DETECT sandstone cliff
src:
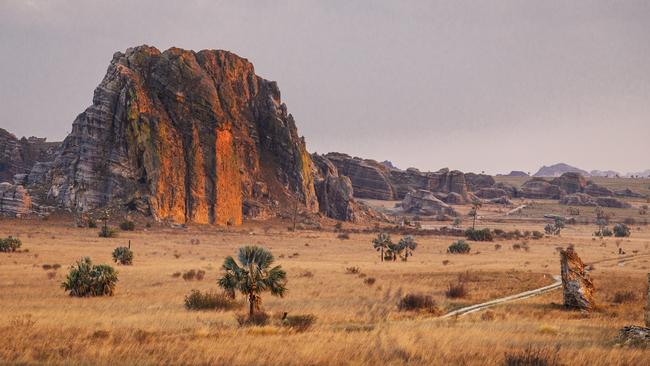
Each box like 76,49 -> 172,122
0,128 -> 60,183
45,46 -> 321,225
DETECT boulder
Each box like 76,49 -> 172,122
402,189 -> 458,217
444,192 -> 465,205
617,326 -> 650,347
596,197 -> 631,209
492,182 -> 519,197
614,188 -> 646,199
551,172 -> 587,194
560,247 -> 595,311
465,173 -> 496,191
583,183 -> 614,197
0,183 -> 32,217
474,187 -> 509,199
520,178 -> 565,199
488,196 -> 513,205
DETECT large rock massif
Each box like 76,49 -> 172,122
0,129 -> 60,183
2,46 -> 369,224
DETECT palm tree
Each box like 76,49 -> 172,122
398,235 -> 417,261
372,233 -> 392,262
469,199 -> 482,230
387,241 -> 401,261
218,246 -> 287,317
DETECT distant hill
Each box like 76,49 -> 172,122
533,163 -> 589,177
625,169 -> 650,178
497,171 -> 529,177
590,170 -> 620,178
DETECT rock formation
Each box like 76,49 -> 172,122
520,178 -> 564,199
583,183 -> 614,197
0,183 -> 32,217
560,193 -> 597,206
615,188 -> 647,199
0,129 -> 60,183
474,187 -> 510,199
551,172 -> 587,194
311,154 -> 356,221
401,189 -> 458,217
42,46 -> 325,225
464,173 -> 495,191
560,247 -> 595,311
324,153 -> 395,200
533,163 -> 589,177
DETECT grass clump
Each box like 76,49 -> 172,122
61,257 -> 118,297
119,221 -> 135,231
465,228 -> 494,241
448,240 -> 471,254
613,223 -> 630,237
98,226 -> 118,238
398,293 -> 438,312
184,290 -> 242,311
445,281 -> 467,298
182,269 -> 205,281
504,346 -> 560,366
612,290 -> 637,304
280,313 -> 317,332
0,236 -> 21,252
87,219 -> 97,228
345,266 -> 361,274
112,246 -> 133,265
235,311 -> 270,327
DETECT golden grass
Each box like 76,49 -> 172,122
1,209 -> 649,365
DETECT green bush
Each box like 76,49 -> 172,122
0,236 -> 22,252
184,290 -> 242,311
61,257 -> 118,297
119,221 -> 135,231
464,228 -> 493,242
98,226 -> 118,238
613,223 -> 631,237
448,240 -> 471,254
112,247 -> 133,265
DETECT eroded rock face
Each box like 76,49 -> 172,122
584,183 -> 614,197
46,46 -> 318,225
560,247 -> 595,311
615,189 -> 647,199
0,183 -> 32,217
551,172 -> 587,194
312,154 -> 356,221
465,173 -> 495,191
560,193 -> 597,206
474,187 -> 509,199
324,153 -> 395,200
0,129 -> 60,183
596,197 -> 631,209
401,189 -> 458,217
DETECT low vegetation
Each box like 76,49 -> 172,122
119,220 -> 135,231
398,293 -> 438,312
544,217 -> 565,236
184,290 -> 242,311
0,236 -> 21,252
445,281 -> 467,298
61,257 -> 118,297
112,246 -> 133,265
613,223 -> 631,237
98,226 -> 118,238
465,228 -> 493,241
448,240 -> 471,254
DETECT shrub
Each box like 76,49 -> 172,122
595,227 -> 613,237
363,277 -> 376,286
98,226 -> 118,238
494,244 -> 502,250
398,293 -> 437,312
445,282 -> 467,298
112,247 -> 133,265
612,290 -> 637,304
0,236 -> 22,252
87,219 -> 97,228
182,269 -> 205,281
280,314 -> 316,332
345,266 -> 361,274
184,290 -> 242,311
61,257 -> 118,297
448,240 -> 471,254
119,221 -> 135,231
504,346 -> 560,366
613,223 -> 631,237
465,228 -> 493,242
337,233 -> 350,240
236,311 -> 270,327
531,231 -> 544,240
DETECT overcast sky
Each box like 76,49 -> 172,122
1,0 -> 649,175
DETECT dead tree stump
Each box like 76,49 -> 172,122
560,247 -> 595,311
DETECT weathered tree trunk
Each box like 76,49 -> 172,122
249,293 -> 255,317
560,247 -> 595,311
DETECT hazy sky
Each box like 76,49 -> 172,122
1,0 -> 649,174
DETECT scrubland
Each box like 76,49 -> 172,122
1,193 -> 650,365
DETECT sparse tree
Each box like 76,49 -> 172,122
469,199 -> 482,230
398,235 -> 417,261
372,233 -> 393,262
218,246 -> 287,317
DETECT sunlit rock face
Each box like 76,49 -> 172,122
47,45 -> 318,225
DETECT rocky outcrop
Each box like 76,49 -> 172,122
44,46 -> 321,225
615,188 -> 647,199
401,189 -> 457,217
312,154 -> 356,221
474,187 -> 509,199
617,326 -> 650,346
551,172 -> 587,194
520,178 -> 564,199
560,247 -> 595,311
596,197 -> 631,209
493,182 -> 519,197
0,129 -> 60,183
324,153 -> 395,200
488,196 -> 513,205
465,173 -> 495,191
560,193 -> 597,206
583,183 -> 614,197
497,170 -> 529,177
0,183 -> 32,217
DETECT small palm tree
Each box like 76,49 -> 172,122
387,241 -> 401,261
469,199 -> 482,229
398,235 -> 417,261
372,233 -> 392,262
218,246 -> 287,317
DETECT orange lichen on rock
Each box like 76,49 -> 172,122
214,127 -> 242,225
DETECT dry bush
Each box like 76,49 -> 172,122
345,266 -> 361,274
119,221 -> 135,231
337,233 -> 350,240
0,237 -> 22,252
442,260 -> 450,265
398,293 -> 437,312
236,311 -> 270,327
182,269 -> 205,281
504,346 -> 560,366
280,313 -> 316,332
183,290 -> 242,311
98,226 -> 118,238
445,281 -> 467,299
612,290 -> 637,304
171,272 -> 181,278
363,277 -> 376,286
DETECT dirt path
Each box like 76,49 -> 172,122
438,252 -> 650,319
